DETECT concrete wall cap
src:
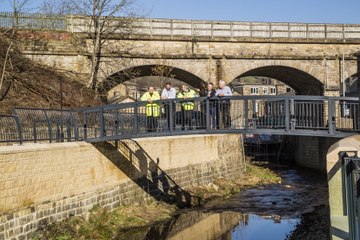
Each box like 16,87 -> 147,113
326,135 -> 360,171
0,142 -> 89,154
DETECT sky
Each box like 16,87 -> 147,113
1,0 -> 359,24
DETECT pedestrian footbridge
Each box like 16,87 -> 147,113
1,95 -> 359,144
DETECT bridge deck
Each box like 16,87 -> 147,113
0,95 -> 359,144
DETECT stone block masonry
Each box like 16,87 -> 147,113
0,134 -> 244,239
292,136 -> 339,172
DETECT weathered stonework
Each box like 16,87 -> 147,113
0,134 -> 244,240
19,31 -> 360,96
286,136 -> 338,172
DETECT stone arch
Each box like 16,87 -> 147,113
344,73 -> 360,96
98,64 -> 207,95
230,65 -> 324,95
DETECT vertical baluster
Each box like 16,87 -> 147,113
285,98 -> 290,132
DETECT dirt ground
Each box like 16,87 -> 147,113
287,204 -> 330,240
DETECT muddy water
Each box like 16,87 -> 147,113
116,165 -> 329,240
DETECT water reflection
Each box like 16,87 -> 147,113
117,210 -> 299,240
232,214 -> 299,240
116,167 -> 326,240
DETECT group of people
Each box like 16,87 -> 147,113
140,80 -> 233,132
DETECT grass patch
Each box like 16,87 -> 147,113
189,161 -> 281,203
245,162 -> 282,184
33,202 -> 177,240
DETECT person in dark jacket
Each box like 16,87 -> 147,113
202,83 -> 218,129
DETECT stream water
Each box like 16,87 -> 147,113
116,165 -> 329,240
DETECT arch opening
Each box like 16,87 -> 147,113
231,66 -> 324,95
98,65 -> 206,102
344,73 -> 359,97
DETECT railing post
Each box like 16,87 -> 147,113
100,108 -> 105,138
285,97 -> 290,132
114,111 -> 119,138
324,24 -> 327,39
169,101 -> 174,134
56,124 -> 60,142
69,111 -> 79,141
328,99 -> 335,135
345,159 -> 357,240
66,119 -> 71,142
288,22 -> 290,38
206,98 -> 210,132
150,19 -> 153,38
340,152 -> 349,216
356,172 -> 360,240
244,100 -> 249,130
14,115 -> 23,145
134,103 -> 139,136
290,99 -> 296,130
250,22 -> 253,38
83,112 -> 87,141
306,23 -> 309,40
252,99 -> 257,129
33,122 -> 37,143
43,110 -> 52,143
170,19 -> 174,39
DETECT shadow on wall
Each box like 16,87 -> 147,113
92,140 -> 200,208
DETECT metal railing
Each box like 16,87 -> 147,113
0,108 -> 81,144
0,12 -> 67,30
1,12 -> 360,41
0,95 -> 359,144
341,155 -> 360,240
0,115 -> 22,144
80,95 -> 360,142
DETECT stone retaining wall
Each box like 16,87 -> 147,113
0,134 -> 244,239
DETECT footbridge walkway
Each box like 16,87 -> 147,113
0,95 -> 359,144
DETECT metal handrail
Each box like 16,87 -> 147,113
341,156 -> 360,240
0,95 -> 359,144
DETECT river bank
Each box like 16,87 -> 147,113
32,162 -> 280,239
33,162 -> 330,240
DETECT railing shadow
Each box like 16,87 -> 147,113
92,140 -> 200,208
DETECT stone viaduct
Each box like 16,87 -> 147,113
12,16 -> 360,96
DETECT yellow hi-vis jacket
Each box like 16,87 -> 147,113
177,89 -> 196,111
140,92 -> 160,117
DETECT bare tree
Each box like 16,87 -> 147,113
0,0 -> 32,98
39,0 -> 69,16
8,0 -> 32,26
40,0 -> 138,93
151,61 -> 176,86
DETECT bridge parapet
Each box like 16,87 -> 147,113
1,12 -> 360,41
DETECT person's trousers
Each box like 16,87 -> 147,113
219,102 -> 231,128
181,109 -> 193,130
146,116 -> 158,132
209,104 -> 218,129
